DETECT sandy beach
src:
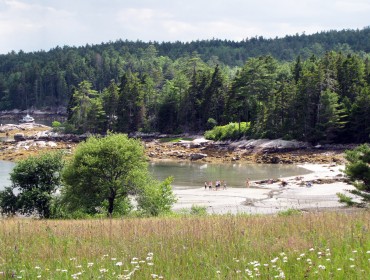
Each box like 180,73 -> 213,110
173,163 -> 356,214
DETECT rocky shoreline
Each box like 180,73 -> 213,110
0,123 -> 352,164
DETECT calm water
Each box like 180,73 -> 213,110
0,116 -> 65,127
0,160 -> 15,190
0,160 -> 311,191
148,161 -> 311,189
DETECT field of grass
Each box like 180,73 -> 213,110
1,211 -> 369,279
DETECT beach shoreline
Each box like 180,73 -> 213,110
172,163 -> 356,214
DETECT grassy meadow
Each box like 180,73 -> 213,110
0,211 -> 369,279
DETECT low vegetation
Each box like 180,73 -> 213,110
338,143 -> 370,208
0,212 -> 369,279
204,122 -> 250,140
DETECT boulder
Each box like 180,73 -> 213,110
189,153 -> 207,160
14,133 -> 26,141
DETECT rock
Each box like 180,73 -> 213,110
14,133 -> 26,141
189,153 -> 207,160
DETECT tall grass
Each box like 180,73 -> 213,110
0,211 -> 369,279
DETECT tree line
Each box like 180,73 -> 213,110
0,28 -> 370,143
65,51 -> 370,143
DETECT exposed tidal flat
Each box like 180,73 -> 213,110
0,212 -> 369,279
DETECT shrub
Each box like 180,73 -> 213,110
190,205 -> 208,216
277,208 -> 302,216
204,122 -> 250,141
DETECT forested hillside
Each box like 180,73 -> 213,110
0,27 -> 370,143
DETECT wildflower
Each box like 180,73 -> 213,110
264,264 -> 269,267
318,265 -> 326,270
75,265 -> 82,268
151,274 -> 158,278
139,260 -> 145,264
37,276 -> 41,279
349,258 -> 354,261
116,262 -> 123,266
296,258 -> 301,261
216,271 -> 220,274
87,263 -> 94,267
61,270 -> 68,273
317,252 -> 322,255
280,252 -> 286,256
99,268 -> 108,273
111,258 -> 117,261
271,257 -> 279,263
131,261 -> 138,264
70,257 -> 77,261
147,252 -> 154,256
236,270 -> 241,273
132,257 -> 138,261
309,248 -> 315,252
300,253 -> 305,257
350,265 -> 355,268
366,251 -> 370,254
283,256 -> 288,263
147,263 -> 154,266
337,268 -> 342,271
34,266 -> 41,269
278,271 -> 285,279
352,250 -> 357,253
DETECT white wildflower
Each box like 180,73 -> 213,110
318,265 -> 325,270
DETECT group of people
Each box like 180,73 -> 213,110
204,180 -> 227,190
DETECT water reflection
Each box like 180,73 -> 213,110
148,160 -> 311,189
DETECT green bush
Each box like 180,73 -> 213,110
51,121 -> 61,128
190,205 -> 208,216
204,122 -> 250,140
277,208 -> 302,216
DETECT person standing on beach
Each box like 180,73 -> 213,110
204,181 -> 208,190
245,178 -> 250,188
223,180 -> 227,190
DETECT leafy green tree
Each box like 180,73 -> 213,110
61,134 -> 175,216
0,152 -> 64,218
136,177 -> 177,216
340,144 -> 370,207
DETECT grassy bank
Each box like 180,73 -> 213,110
1,212 -> 369,279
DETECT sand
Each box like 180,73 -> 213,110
172,164 -> 357,214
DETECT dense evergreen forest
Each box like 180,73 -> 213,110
1,27 -> 370,143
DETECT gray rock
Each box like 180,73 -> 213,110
189,153 -> 207,160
